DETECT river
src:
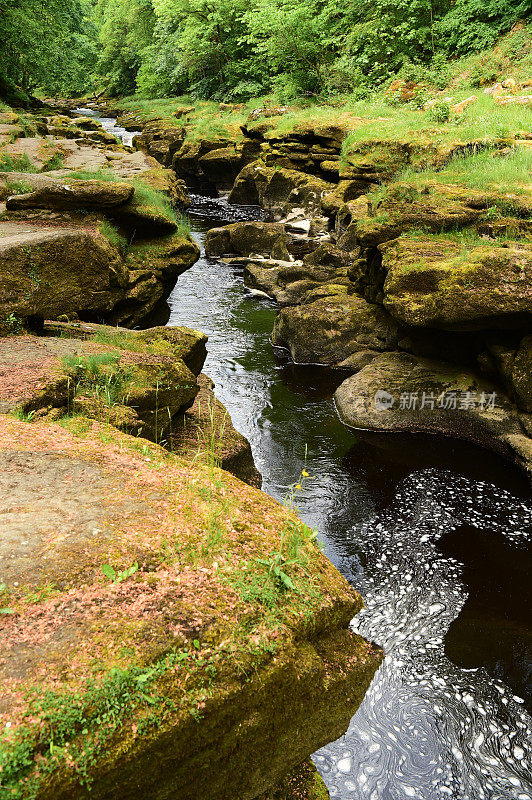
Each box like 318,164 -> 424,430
79,113 -> 532,800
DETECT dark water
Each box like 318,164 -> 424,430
74,108 -> 532,798
168,196 -> 532,800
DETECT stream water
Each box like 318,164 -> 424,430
169,198 -> 532,800
77,112 -> 532,799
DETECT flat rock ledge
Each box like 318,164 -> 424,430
0,416 -> 382,800
334,351 -> 532,481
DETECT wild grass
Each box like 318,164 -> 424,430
0,153 -> 38,173
130,180 -> 190,233
66,168 -> 117,182
398,146 -> 532,194
98,219 -> 129,255
62,353 -> 133,408
64,170 -> 191,236
3,179 -> 33,195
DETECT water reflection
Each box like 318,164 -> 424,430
169,199 -> 532,798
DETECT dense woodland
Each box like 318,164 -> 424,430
0,0 -> 531,101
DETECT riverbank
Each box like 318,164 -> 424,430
0,106 -> 384,799
86,78 -> 532,483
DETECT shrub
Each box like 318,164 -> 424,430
428,100 -> 451,123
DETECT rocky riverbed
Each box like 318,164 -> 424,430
125,102 -> 532,482
0,104 -> 383,800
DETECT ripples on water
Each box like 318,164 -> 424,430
168,196 -> 532,800
315,472 -> 532,800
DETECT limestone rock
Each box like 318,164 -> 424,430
0,415 -> 382,800
272,294 -> 398,366
198,146 -> 244,189
381,236 -> 532,331
229,161 -> 334,217
334,351 -> 523,460
6,179 -> 134,210
171,373 -> 262,488
0,222 -> 126,322
134,120 -> 186,167
205,221 -> 290,259
0,325 -> 203,440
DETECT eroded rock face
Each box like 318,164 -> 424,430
229,161 -> 334,218
381,236 -> 532,331
0,223 -> 127,321
334,351 -> 523,457
205,221 -> 291,260
272,295 -> 399,366
0,323 -> 205,441
0,416 -> 382,800
5,179 -> 134,210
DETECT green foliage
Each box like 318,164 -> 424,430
3,179 -> 33,195
0,0 -> 97,96
40,153 -> 64,172
436,0 -> 532,56
101,561 -> 139,582
98,219 -> 129,255
62,353 -> 133,408
0,153 -> 37,173
428,100 -> 451,122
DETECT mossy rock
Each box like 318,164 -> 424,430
381,235 -> 532,331
334,350 -> 523,459
0,222 -> 127,324
260,759 -> 330,800
0,325 -> 203,441
0,416 -> 382,800
205,221 -> 290,260
272,294 -> 398,367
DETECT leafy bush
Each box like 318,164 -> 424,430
428,100 -> 451,122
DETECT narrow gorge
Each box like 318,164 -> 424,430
0,86 -> 530,800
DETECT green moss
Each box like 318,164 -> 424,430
0,153 -> 38,173
98,219 -> 129,255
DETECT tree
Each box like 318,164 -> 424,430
0,0 -> 97,96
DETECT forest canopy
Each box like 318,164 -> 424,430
0,0 -> 530,100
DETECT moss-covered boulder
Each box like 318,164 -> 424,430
5,179 -> 134,210
0,415 -> 382,800
170,373 -> 262,487
205,221 -> 291,259
0,323 -> 205,440
244,250 -> 352,307
0,222 -> 127,324
381,235 -> 532,330
272,294 -> 399,366
229,162 -> 334,218
198,145 -> 244,189
334,351 -> 525,462
130,119 -> 186,167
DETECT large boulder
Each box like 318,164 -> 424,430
133,120 -> 186,167
0,222 -> 127,322
272,294 -> 399,366
381,235 -> 532,330
334,351 -> 523,459
198,146 -> 244,189
0,416 -> 382,800
0,325 -> 205,440
229,162 -> 334,217
5,179 -> 134,210
205,221 -> 291,259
